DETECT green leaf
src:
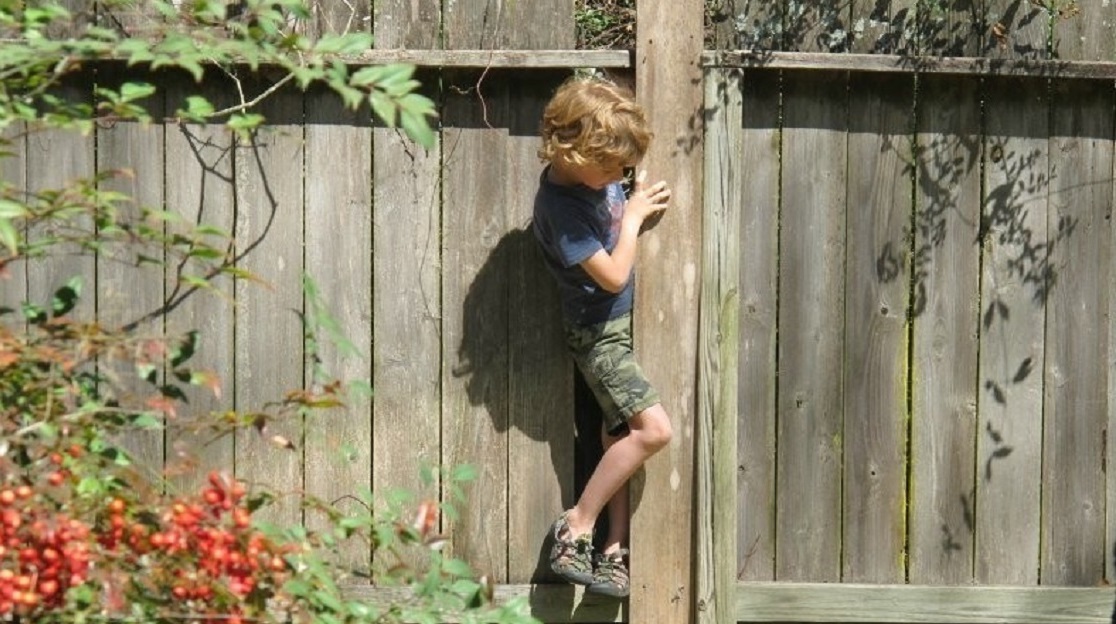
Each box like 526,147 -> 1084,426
400,108 -> 435,150
450,578 -> 481,598
130,412 -> 162,429
227,112 -> 265,133
186,246 -> 223,260
182,275 -> 211,289
134,362 -> 157,383
287,65 -> 319,91
83,26 -> 120,42
283,578 -> 313,597
312,587 -> 345,612
314,33 -> 374,55
117,38 -> 155,64
21,302 -> 45,324
369,91 -> 396,127
194,224 -> 229,237
143,209 -> 182,223
120,81 -> 156,102
442,557 -> 473,578
51,277 -> 82,317
349,65 -> 385,88
377,64 -> 416,88
451,464 -> 478,483
0,218 -> 18,255
400,92 -> 438,117
0,199 -> 28,219
75,477 -> 106,496
179,95 -> 215,121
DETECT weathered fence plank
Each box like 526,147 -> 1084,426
775,69 -> 846,582
25,80 -> 95,320
441,71 -> 510,581
1110,135 -> 1116,586
735,68 -> 780,584
908,73 -> 981,586
163,74 -> 237,493
506,72 -> 574,586
976,75 -> 1047,585
910,73 -> 982,584
372,110 -> 445,544
842,72 -> 912,584
369,0 -> 441,571
1048,3 -> 1115,588
91,0 -> 162,467
697,65 -> 742,624
303,88 -> 374,570
232,82 -> 305,526
1050,0 -> 1116,590
632,0 -> 703,618
1041,18 -> 1114,580
96,67 -> 166,473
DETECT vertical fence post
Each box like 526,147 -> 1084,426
699,66 -> 742,624
633,0 -> 704,621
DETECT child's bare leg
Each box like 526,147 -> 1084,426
600,427 -> 629,555
564,403 -> 671,538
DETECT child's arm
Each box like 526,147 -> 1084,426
580,171 -> 671,293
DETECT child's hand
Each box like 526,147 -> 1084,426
624,170 -> 671,228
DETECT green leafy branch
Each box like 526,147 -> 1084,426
0,0 -> 437,146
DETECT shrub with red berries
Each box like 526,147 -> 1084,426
0,484 -> 90,618
0,2 -> 535,619
0,174 -> 536,624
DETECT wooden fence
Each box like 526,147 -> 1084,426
699,2 -> 1116,623
6,0 -> 1116,623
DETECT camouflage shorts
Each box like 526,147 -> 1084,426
564,313 -> 660,434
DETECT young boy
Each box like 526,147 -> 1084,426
531,76 -> 673,598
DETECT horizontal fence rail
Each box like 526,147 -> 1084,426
704,50 -> 1116,79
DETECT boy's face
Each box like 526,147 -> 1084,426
566,160 -> 627,191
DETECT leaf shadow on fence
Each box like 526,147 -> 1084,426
878,74 -> 1090,560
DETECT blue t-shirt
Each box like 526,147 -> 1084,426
532,166 -> 633,326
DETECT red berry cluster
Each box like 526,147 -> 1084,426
0,467 -> 294,623
0,484 -> 92,618
101,471 -> 292,622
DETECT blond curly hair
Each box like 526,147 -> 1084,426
538,76 -> 651,168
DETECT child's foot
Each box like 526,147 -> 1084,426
548,511 -> 594,585
588,548 -> 630,598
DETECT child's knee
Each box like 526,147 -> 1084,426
635,406 -> 672,452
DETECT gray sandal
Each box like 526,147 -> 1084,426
548,511 -> 594,585
588,548 -> 630,598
